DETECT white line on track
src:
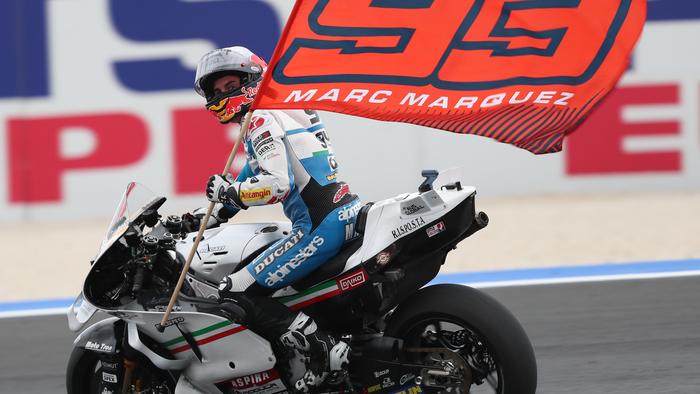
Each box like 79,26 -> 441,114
464,269 -> 700,288
0,308 -> 71,319
2,269 -> 700,319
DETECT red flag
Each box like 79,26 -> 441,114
253,0 -> 646,154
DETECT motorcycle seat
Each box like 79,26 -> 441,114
290,202 -> 373,291
291,236 -> 363,291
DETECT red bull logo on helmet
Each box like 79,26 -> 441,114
224,83 -> 260,116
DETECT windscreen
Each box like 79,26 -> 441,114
99,182 -> 159,255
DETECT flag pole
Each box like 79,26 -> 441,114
157,0 -> 300,331
158,112 -> 253,331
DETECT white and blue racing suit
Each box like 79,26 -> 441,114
217,109 -> 361,305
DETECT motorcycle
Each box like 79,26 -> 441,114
66,169 -> 537,394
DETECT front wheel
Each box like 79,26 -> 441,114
66,346 -> 177,393
384,284 -> 537,394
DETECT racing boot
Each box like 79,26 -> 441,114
280,312 -> 350,392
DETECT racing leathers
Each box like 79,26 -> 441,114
213,109 -> 359,389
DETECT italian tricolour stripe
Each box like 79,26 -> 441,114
164,320 -> 247,354
280,279 -> 341,310
280,268 -> 368,310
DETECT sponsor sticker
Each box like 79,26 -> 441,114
338,201 -> 362,222
426,222 -> 446,238
374,369 -> 389,378
338,269 -> 367,291
399,373 -> 416,385
85,341 -> 114,352
254,230 -> 304,274
102,372 -> 118,383
390,385 -> 423,394
197,244 -> 226,254
333,183 -> 350,203
401,203 -> 428,216
100,361 -> 119,370
255,141 -> 275,156
391,217 -> 426,239
344,223 -> 356,241
241,187 -> 272,202
249,117 -> 266,133
367,384 -> 382,393
265,236 -> 325,286
230,369 -> 279,389
154,316 -> 185,330
382,377 -> 396,389
253,132 -> 271,148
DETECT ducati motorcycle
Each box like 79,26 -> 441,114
66,169 -> 537,394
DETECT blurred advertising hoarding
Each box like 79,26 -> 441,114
0,0 -> 698,222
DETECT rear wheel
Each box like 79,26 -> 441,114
384,284 -> 537,394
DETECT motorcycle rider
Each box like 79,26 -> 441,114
190,46 -> 361,392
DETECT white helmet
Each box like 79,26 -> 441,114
194,46 -> 267,123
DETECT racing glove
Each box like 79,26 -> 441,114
206,174 -> 246,209
182,203 -> 237,232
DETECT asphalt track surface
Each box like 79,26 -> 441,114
2,276 -> 699,394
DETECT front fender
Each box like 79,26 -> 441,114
73,317 -> 122,354
67,318 -> 124,394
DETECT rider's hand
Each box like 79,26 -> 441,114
182,203 -> 236,232
206,174 -> 231,203
206,174 -> 243,209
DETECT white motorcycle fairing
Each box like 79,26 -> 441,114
66,169 -> 482,394
341,186 -> 475,274
177,222 -> 293,299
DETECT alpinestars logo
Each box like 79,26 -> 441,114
333,184 -> 350,203
265,236 -> 325,286
391,217 -> 426,239
254,230 -> 304,274
338,201 -> 361,222
249,116 -> 266,133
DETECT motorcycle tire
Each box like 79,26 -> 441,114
66,347 -> 113,394
66,346 -> 176,393
384,283 -> 537,394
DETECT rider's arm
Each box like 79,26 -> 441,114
218,162 -> 254,215
230,113 -> 293,208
